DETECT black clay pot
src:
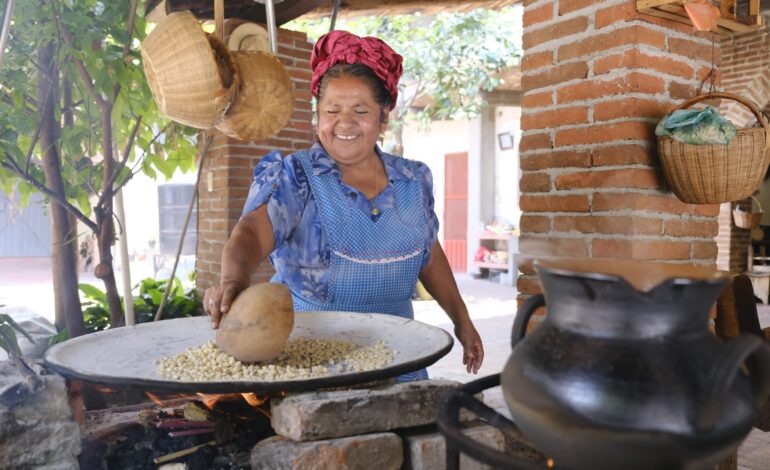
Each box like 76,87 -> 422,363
502,259 -> 770,470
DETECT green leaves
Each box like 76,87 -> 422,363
0,313 -> 35,357
287,7 -> 523,132
75,277 -> 202,334
0,0 -> 199,214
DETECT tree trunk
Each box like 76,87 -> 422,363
94,108 -> 124,328
38,41 -> 84,336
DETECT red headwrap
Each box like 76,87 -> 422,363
310,30 -> 403,110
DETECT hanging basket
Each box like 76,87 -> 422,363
141,11 -> 239,129
733,196 -> 764,229
657,92 -> 770,205
215,51 -> 294,142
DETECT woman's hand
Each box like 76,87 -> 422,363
455,320 -> 484,374
203,281 -> 246,329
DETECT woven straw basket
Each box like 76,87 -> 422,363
733,197 -> 764,229
658,92 -> 770,204
141,11 -> 239,129
215,51 -> 294,142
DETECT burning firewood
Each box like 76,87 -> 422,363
182,401 -> 209,422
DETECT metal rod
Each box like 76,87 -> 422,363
329,0 -> 341,32
264,0 -> 277,55
0,0 -> 17,70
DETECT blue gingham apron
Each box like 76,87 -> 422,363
294,152 -> 429,382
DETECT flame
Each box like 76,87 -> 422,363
145,391 -> 166,406
93,385 -> 116,393
547,458 -> 555,468
145,391 -> 197,407
241,393 -> 267,407
197,393 -> 230,409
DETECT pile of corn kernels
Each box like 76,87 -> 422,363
156,337 -> 395,381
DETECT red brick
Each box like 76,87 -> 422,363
520,172 -> 552,192
520,235 -> 590,257
520,195 -> 590,212
557,73 -> 666,103
593,49 -> 694,79
668,37 -> 721,63
522,91 -> 554,108
595,2 -> 639,28
522,62 -> 588,91
592,192 -> 701,215
520,149 -> 592,170
694,204 -> 721,217
520,215 -> 551,233
668,81 -> 698,100
523,2 -> 554,27
592,144 -> 654,166
594,97 -> 671,121
553,215 -> 663,235
521,51 -> 554,72
523,16 -> 589,50
521,106 -> 588,130
517,275 -> 543,296
554,121 -> 654,146
693,241 -> 718,259
520,133 -> 553,152
664,219 -> 719,238
557,25 -> 666,62
555,169 -> 663,190
592,239 -> 691,260
559,0 -> 596,15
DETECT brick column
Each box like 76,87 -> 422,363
517,0 -> 722,300
196,28 -> 314,292
717,25 -> 770,272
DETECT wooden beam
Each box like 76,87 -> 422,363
146,0 -> 326,25
303,0 -> 519,18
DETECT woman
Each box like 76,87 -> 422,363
204,30 -> 484,380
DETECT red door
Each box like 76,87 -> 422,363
444,152 -> 468,272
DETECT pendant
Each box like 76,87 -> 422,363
371,206 -> 381,216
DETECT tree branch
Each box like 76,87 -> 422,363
25,80 -> 56,175
97,115 -> 142,208
113,0 -> 140,99
47,0 -> 107,108
1,154 -> 97,232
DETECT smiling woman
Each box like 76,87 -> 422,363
202,30 -> 484,383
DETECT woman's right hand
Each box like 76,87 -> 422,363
203,281 -> 246,329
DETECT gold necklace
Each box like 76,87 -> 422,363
349,157 -> 381,216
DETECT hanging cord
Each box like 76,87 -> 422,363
696,35 -> 718,96
154,134 -> 213,321
329,0 -> 341,32
0,0 -> 16,70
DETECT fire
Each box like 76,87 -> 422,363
144,391 -> 197,407
241,393 -> 267,407
547,458 -> 555,468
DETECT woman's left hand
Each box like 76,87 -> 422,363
454,321 -> 484,374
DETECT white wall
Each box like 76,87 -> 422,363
494,106 -> 522,227
402,120 -> 470,244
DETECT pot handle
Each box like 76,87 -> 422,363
698,334 -> 770,431
511,294 -> 545,349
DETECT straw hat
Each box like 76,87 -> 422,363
215,51 -> 294,142
228,23 -> 271,53
141,11 -> 239,129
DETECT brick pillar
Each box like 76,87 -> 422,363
517,0 -> 722,300
196,28 -> 314,292
717,25 -> 770,273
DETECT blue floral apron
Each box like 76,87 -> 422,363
293,152 -> 429,382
